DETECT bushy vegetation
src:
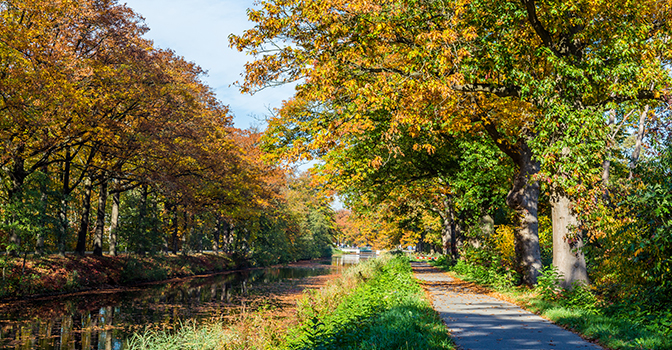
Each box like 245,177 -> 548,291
127,254 -> 454,350
433,255 -> 672,349
285,254 -> 453,349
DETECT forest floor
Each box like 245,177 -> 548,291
413,262 -> 604,350
0,253 -> 243,300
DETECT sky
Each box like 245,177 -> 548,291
121,0 -> 341,208
122,0 -> 296,130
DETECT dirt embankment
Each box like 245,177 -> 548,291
0,253 -> 243,300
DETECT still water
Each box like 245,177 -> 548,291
0,254 -> 374,350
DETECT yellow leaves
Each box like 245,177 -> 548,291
370,155 -> 384,169
412,143 -> 436,155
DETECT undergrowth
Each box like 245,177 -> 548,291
128,254 -> 454,350
285,254 -> 453,349
432,257 -> 672,350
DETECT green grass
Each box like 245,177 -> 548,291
285,254 -> 453,349
431,258 -> 672,350
127,254 -> 454,350
127,322 -> 233,350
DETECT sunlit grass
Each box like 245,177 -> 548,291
285,254 -> 454,349
128,254 -> 454,350
432,258 -> 672,350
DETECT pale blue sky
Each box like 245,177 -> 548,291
122,0 -> 342,208
122,0 -> 296,130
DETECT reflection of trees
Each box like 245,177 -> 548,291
0,266 -> 334,348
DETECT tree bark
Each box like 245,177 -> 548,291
222,220 -> 232,253
629,105 -> 649,180
602,109 -> 617,194
93,175 -> 108,256
506,140 -> 542,286
75,177 -> 93,256
440,212 -> 452,256
213,218 -> 221,254
109,189 -> 120,256
482,121 -> 542,285
551,188 -> 589,288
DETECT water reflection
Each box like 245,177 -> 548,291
331,252 -> 376,266
0,264 -> 335,350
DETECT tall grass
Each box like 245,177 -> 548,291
285,254 -> 453,349
128,254 -> 454,350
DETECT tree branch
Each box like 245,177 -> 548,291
453,83 -> 521,98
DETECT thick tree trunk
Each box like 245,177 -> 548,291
479,214 -> 494,236
75,177 -> 93,256
551,189 -> 589,288
109,190 -> 120,256
440,213 -> 452,256
506,141 -> 542,286
482,122 -> 542,286
93,175 -> 108,256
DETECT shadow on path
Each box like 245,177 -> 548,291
412,262 -> 603,350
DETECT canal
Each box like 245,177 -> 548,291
0,254 -> 375,350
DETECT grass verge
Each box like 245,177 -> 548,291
127,254 -> 454,350
285,253 -> 453,349
432,257 -> 672,350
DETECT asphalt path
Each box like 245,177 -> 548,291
412,262 -> 603,350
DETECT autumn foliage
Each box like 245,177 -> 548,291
0,0 -> 335,284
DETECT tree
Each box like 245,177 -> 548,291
233,0 -> 672,285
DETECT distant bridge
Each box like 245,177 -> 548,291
339,248 -> 381,254
340,248 -> 361,254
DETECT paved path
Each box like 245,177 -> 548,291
412,262 -> 603,350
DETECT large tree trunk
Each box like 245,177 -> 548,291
75,177 -> 93,256
438,194 -> 461,259
440,213 -> 452,256
506,139 -> 542,286
551,189 -> 589,288
109,189 -> 120,256
482,121 -> 543,285
93,175 -> 108,256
